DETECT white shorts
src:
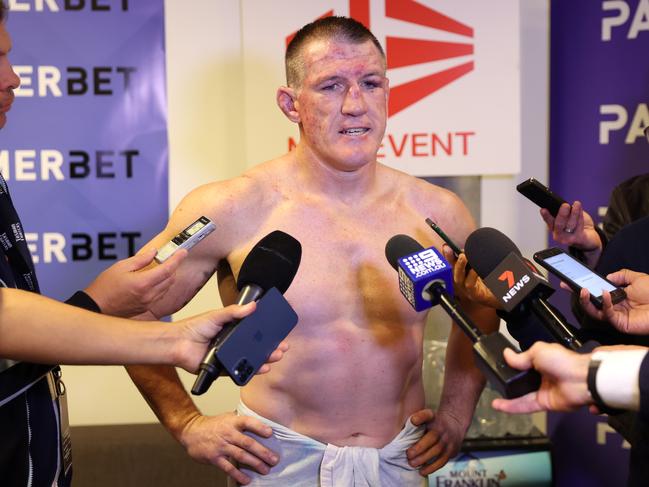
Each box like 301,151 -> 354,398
231,400 -> 428,487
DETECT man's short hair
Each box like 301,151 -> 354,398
285,16 -> 385,88
0,1 -> 7,22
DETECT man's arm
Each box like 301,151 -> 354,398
124,179 -> 282,485
408,189 -> 500,475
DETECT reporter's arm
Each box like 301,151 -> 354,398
590,349 -> 647,412
491,343 -> 648,414
0,287 -> 259,371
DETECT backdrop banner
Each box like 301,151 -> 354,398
549,0 -> 649,484
241,0 -> 520,176
2,1 -> 168,301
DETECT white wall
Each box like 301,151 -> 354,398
62,0 -> 550,426
481,0 -> 549,256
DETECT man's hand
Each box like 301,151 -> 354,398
442,245 -> 501,309
407,408 -> 464,476
540,201 -> 602,267
84,248 -> 187,317
578,269 -> 649,334
172,302 -> 289,373
491,343 -> 591,414
179,412 -> 279,485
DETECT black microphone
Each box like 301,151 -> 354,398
385,235 -> 540,399
464,227 -> 583,351
191,230 -> 302,395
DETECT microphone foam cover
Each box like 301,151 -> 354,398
237,230 -> 302,294
385,234 -> 425,270
464,227 -> 522,278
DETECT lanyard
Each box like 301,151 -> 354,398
0,172 -> 40,293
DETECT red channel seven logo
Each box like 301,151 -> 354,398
286,0 -> 475,117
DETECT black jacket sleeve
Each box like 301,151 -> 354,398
64,291 -> 101,313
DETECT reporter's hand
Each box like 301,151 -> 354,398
85,248 -> 187,317
578,269 -> 649,334
179,412 -> 279,485
174,302 -> 289,373
442,245 -> 500,309
491,343 -> 591,414
540,201 -> 602,267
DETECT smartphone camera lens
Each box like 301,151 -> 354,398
235,358 -> 253,383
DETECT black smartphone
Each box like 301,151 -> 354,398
426,218 -> 462,256
533,247 -> 626,309
516,178 -> 567,217
425,218 -> 471,273
214,287 -> 298,386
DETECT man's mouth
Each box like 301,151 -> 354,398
339,127 -> 370,136
0,98 -> 13,112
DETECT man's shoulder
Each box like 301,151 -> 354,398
178,166 -> 277,213
381,165 -> 464,210
243,156 -> 292,184
379,165 -> 475,241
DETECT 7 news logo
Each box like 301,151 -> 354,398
498,269 -> 530,303
286,0 -> 475,117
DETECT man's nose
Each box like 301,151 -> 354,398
0,60 -> 20,91
342,84 -> 368,116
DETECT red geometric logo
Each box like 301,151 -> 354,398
286,0 -> 474,118
498,270 -> 515,289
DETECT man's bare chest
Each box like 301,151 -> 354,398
230,201 -> 427,323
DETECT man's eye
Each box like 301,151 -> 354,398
362,80 -> 380,89
321,84 -> 338,91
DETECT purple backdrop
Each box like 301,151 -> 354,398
549,0 -> 649,485
1,2 -> 168,302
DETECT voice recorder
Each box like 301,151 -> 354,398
154,216 -> 215,263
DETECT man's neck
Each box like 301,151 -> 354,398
291,145 -> 380,204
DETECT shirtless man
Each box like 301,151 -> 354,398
127,17 -> 498,486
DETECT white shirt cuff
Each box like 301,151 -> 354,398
592,350 -> 647,411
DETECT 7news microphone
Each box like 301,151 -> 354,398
464,227 -> 586,352
191,230 -> 302,395
385,234 -> 540,399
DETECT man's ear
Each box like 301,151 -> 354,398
277,86 -> 300,123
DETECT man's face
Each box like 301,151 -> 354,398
0,23 -> 20,129
292,38 -> 388,171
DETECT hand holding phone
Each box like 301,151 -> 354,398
202,287 -> 298,387
533,247 -> 626,309
579,268 -> 649,334
517,178 -> 567,217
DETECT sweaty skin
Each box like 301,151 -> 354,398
127,38 -> 497,485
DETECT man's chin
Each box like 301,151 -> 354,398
0,113 -> 6,129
